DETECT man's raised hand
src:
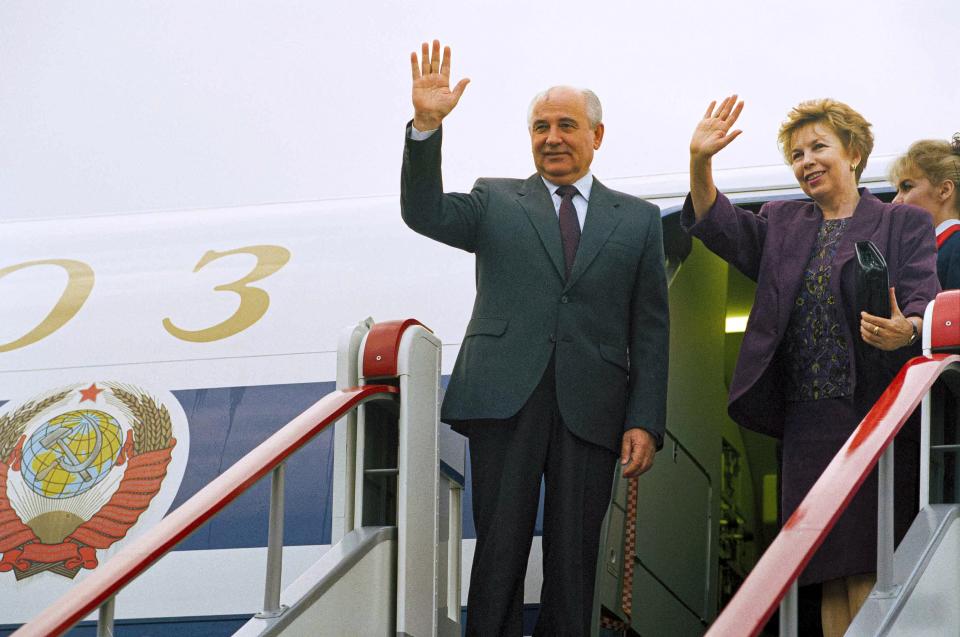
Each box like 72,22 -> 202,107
411,40 -> 470,132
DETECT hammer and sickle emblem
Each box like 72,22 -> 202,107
35,415 -> 103,483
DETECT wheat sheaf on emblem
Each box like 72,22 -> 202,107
0,391 -> 72,463
0,383 -> 177,580
106,383 -> 174,454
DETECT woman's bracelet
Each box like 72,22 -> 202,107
906,319 -> 919,346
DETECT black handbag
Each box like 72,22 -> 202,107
855,240 -> 890,318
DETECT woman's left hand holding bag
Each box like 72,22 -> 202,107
860,287 -> 920,351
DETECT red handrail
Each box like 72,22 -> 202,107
13,384 -> 399,637
706,353 -> 960,636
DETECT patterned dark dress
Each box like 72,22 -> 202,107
781,218 -> 852,403
778,218 -> 918,585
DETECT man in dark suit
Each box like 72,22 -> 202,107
401,40 -> 669,636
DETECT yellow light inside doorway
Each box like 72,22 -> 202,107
725,315 -> 749,333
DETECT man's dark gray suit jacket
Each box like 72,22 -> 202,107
401,125 -> 669,452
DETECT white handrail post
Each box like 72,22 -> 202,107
96,596 -> 115,637
779,580 -> 797,637
390,325 -> 449,636
330,317 -> 374,544
333,318 -> 374,541
876,442 -> 895,594
920,390 -> 931,509
257,463 -> 287,618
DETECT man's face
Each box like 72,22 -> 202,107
530,89 -> 604,185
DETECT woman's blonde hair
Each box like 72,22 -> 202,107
777,98 -> 874,181
888,136 -> 960,213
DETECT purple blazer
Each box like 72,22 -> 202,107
681,189 -> 939,438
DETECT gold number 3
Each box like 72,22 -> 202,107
0,259 -> 95,353
163,245 -> 291,343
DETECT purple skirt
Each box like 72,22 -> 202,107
781,397 -> 919,585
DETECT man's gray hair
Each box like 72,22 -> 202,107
527,86 -> 603,130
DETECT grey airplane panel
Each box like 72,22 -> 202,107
635,432 -> 712,619
632,565 -> 706,636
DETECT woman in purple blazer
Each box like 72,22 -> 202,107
682,96 -> 939,636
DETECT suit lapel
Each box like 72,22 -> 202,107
776,204 -> 821,331
567,178 -> 622,289
516,174 -> 566,282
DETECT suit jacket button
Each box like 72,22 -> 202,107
549,334 -> 557,343
561,295 -> 569,304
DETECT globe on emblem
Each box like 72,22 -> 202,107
20,410 -> 124,499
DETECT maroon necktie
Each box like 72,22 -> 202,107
556,185 -> 581,281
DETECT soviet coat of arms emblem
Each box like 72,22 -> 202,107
0,382 -> 180,579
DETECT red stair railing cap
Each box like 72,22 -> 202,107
362,319 -> 430,378
931,290 -> 960,352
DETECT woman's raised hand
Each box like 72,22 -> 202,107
690,96 -> 744,160
411,40 -> 470,132
688,95 -> 744,218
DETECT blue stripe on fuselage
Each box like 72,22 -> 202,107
169,382 -> 336,549
0,377 -> 548,550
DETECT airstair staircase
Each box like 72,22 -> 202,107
14,293 -> 960,636
705,289 -> 960,637
13,318 -> 465,637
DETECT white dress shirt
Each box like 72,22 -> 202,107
541,174 -> 592,230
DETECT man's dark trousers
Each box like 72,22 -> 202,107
463,358 -> 617,636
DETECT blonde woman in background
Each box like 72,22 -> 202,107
889,135 -> 960,289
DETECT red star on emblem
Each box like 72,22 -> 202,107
79,383 -> 104,402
